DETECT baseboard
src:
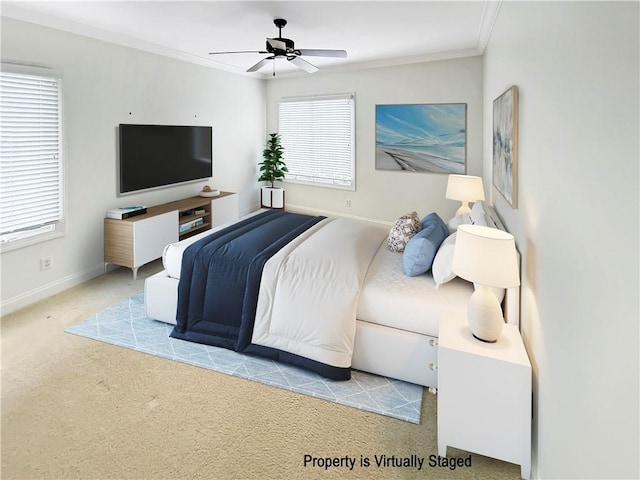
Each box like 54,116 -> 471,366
1,263 -> 105,316
285,203 -> 392,226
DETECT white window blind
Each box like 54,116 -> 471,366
278,93 -> 354,189
0,68 -> 63,242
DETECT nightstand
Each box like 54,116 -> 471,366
437,314 -> 531,479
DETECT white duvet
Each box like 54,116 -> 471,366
251,217 -> 388,368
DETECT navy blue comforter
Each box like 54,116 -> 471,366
170,210 -> 351,379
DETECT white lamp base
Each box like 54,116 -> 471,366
467,284 -> 504,343
455,202 -> 471,217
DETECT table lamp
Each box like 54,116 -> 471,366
452,224 -> 520,342
445,175 -> 485,216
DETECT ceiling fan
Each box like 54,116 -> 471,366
209,18 -> 347,76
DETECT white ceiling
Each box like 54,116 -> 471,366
2,1 -> 501,78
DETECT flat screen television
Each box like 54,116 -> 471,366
118,124 -> 213,195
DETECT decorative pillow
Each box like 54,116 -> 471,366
420,212 -> 444,229
387,212 -> 422,252
403,213 -> 448,276
432,232 -> 458,287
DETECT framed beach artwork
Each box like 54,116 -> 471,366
492,86 -> 519,208
375,103 -> 467,174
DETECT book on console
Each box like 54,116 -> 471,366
107,206 -> 147,220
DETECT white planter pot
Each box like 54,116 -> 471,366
261,186 -> 285,209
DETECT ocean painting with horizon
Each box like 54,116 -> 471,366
375,103 -> 467,173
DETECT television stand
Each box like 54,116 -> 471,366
104,192 -> 238,279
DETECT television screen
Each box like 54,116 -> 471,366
119,124 -> 213,194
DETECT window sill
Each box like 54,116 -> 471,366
0,229 -> 65,254
284,179 -> 355,192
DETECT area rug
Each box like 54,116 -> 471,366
65,292 -> 423,424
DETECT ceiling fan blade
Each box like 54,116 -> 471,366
296,49 -> 347,58
246,57 -> 273,72
209,50 -> 267,55
288,56 -> 319,73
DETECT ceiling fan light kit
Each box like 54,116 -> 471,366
209,18 -> 347,76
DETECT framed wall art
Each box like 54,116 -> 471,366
375,103 -> 466,174
492,86 -> 519,208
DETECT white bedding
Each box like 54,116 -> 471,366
161,211 -> 474,341
147,205 -> 517,386
356,242 -> 473,338
252,217 -> 388,367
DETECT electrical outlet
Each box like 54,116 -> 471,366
40,256 -> 53,270
345,199 -> 352,207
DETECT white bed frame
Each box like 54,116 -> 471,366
144,205 -> 520,389
350,205 -> 520,389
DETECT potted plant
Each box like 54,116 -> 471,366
259,132 -> 288,209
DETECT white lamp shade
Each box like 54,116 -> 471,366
445,175 -> 486,203
452,224 -> 520,288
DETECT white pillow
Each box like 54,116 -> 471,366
470,200 -> 487,226
446,200 -> 486,234
432,234 -> 506,301
432,232 -> 457,287
446,214 -> 472,234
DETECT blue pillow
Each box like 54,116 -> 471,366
420,212 -> 445,229
403,213 -> 448,276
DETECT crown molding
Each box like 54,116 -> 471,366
2,2 -> 494,80
1,4 -> 264,78
476,0 -> 503,53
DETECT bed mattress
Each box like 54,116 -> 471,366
356,243 -> 473,338
162,212 -> 473,339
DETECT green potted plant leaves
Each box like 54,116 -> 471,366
259,132 -> 288,209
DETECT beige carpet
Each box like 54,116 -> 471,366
1,261 -> 521,480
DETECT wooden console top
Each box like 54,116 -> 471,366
118,192 -> 234,222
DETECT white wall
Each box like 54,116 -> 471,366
0,18 -> 266,314
266,56 -> 484,223
484,2 -> 639,478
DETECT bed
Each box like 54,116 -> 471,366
144,202 -> 519,389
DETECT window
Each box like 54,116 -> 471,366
278,93 -> 354,190
0,65 -> 64,249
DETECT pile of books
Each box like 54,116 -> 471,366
107,205 -> 147,219
179,218 -> 204,233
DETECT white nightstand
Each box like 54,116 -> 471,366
437,315 -> 531,479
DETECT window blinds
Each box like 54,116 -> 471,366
278,93 -> 354,188
0,69 -> 63,238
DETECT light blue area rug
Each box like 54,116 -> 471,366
66,292 -> 423,424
